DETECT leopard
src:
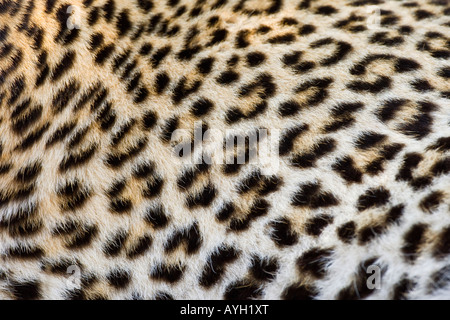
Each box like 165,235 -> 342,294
0,0 -> 449,300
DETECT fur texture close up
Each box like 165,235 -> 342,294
0,0 -> 449,300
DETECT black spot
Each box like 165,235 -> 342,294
176,45 -> 201,61
142,176 -> 164,198
292,181 -> 339,208
127,235 -> 152,258
89,33 -> 104,51
259,175 -> 282,196
46,122 -> 76,148
292,138 -> 336,168
377,98 -> 407,122
66,225 -> 98,249
137,0 -> 153,12
399,102 -> 434,139
420,191 -> 444,213
395,58 -> 420,72
107,269 -> 131,289
316,5 -> 337,15
433,226 -> 450,260
95,44 -> 115,65
172,77 -> 202,103
191,98 -> 214,117
279,100 -> 301,116
153,291 -> 174,300
438,67 -> 450,79
385,204 -> 404,226
358,224 -> 385,244
282,283 -> 316,300
110,198 -> 132,214
52,80 -> 80,113
207,15 -> 219,27
279,124 -> 308,156
357,187 -> 390,211
337,221 -> 356,243
154,72 -> 170,94
226,55 -> 240,67
189,7 -> 202,17
199,246 -> 240,287
305,215 -> 334,236
15,162 -> 42,183
402,223 -> 428,262
59,144 -> 97,171
268,32 -> 296,45
142,110 -> 158,130
332,156 -> 363,183
396,153 -> 422,181
250,256 -> 279,281
216,202 -> 235,222
224,280 -> 262,300
415,9 -> 433,20
318,41 -> 352,66
9,280 -> 41,300
150,45 -> 171,68
197,57 -> 215,74
87,7 -> 100,26
297,248 -> 333,279
51,50 -> 76,81
106,179 -> 126,198
282,51 -> 302,66
150,264 -> 185,283
103,229 -> 128,256
8,245 -> 43,260
299,24 -> 315,35
410,79 -> 433,92
139,43 -> 153,56
225,107 -> 245,124
216,70 -> 240,85
370,32 -> 404,46
431,157 -> 450,176
347,76 -> 391,93
239,73 -> 276,99
246,51 -> 266,67
392,278 -> 415,300
236,170 -> 261,194
332,102 -> 364,117
354,132 -> 386,149
111,119 -> 135,146
207,28 -> 228,46
102,0 -> 115,21
186,184 -> 217,208
257,25 -> 272,34
133,162 -> 154,179
270,218 -> 298,246
45,0 -> 57,13
428,137 -> 450,152
116,10 -> 132,37
399,25 -> 413,34
160,117 -> 178,142
164,222 -> 202,255
235,30 -> 250,48
144,205 -> 169,229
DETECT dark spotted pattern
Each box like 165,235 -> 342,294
0,0 -> 449,300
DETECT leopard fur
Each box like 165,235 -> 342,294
0,0 -> 449,300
